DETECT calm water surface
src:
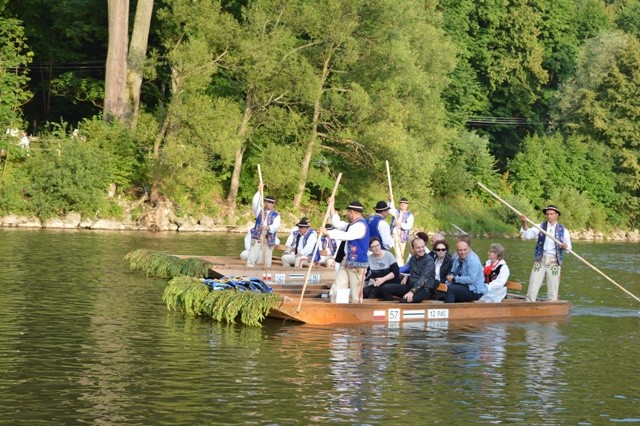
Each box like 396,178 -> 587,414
0,229 -> 638,424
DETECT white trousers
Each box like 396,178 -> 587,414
280,253 -> 309,267
330,266 -> 366,303
527,256 -> 562,301
246,239 -> 274,267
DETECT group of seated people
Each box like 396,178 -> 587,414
247,214 -> 511,304
362,233 -> 510,304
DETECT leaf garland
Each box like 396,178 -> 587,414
162,276 -> 282,327
124,249 -> 212,278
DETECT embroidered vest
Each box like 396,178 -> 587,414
484,264 -> 503,284
320,235 -> 337,255
335,218 -> 369,268
391,211 -> 412,242
250,209 -> 278,246
534,221 -> 566,265
293,229 -> 316,255
367,214 -> 383,243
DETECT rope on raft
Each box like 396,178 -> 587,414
162,276 -> 281,327
124,249 -> 212,278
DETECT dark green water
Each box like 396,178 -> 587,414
0,229 -> 638,424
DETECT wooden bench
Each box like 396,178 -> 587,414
437,280 -> 523,292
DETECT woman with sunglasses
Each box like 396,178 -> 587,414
432,240 -> 453,287
479,243 -> 510,302
363,237 -> 400,299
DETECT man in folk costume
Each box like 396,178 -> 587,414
520,205 -> 572,301
323,198 -> 370,303
367,201 -> 394,251
281,217 -> 318,267
318,223 -> 338,268
390,197 -> 414,264
246,184 -> 281,267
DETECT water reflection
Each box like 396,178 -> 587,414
522,322 -> 567,422
0,229 -> 638,424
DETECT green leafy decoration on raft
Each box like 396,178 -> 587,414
162,276 -> 282,327
124,249 -> 212,278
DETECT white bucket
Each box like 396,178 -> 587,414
332,288 -> 350,304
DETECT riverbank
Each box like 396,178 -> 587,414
1,207 -> 638,242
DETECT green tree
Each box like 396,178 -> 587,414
555,31 -> 640,224
509,133 -> 623,226
0,17 -> 33,128
439,0 -> 550,165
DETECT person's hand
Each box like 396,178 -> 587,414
373,278 -> 384,287
520,214 -> 529,230
560,242 -> 568,250
403,291 -> 414,303
258,182 -> 263,192
401,276 -> 408,285
446,274 -> 454,282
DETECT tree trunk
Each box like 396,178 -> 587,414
292,51 -> 332,209
226,93 -> 253,207
125,0 -> 154,127
104,0 -> 130,121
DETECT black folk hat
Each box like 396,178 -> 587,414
296,217 -> 310,227
542,205 -> 561,216
346,201 -> 364,212
374,200 -> 390,212
325,223 -> 334,230
399,197 -> 409,204
264,195 -> 276,203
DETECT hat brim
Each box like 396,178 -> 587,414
543,207 -> 561,215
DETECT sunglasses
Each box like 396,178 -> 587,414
435,248 -> 447,252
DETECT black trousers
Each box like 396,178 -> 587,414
378,283 -> 434,302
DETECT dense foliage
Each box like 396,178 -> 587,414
1,0 -> 639,231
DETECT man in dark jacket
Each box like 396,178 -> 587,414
378,237 -> 436,303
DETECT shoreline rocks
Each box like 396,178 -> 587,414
1,206 -> 638,241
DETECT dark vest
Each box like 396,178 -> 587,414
335,218 -> 369,268
534,221 -> 566,265
250,209 -> 279,246
367,214 -> 383,243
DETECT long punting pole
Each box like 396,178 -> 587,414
257,164 -> 267,276
297,173 -> 342,313
385,160 -> 405,264
477,181 -> 640,304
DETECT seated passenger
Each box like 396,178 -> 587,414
399,231 -> 430,274
444,240 -> 487,303
479,243 -> 510,302
281,217 -> 318,267
377,237 -> 436,303
363,237 -> 400,299
432,239 -> 453,300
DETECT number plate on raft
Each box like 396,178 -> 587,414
272,273 -> 321,284
373,308 -> 449,322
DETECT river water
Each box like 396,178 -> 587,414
0,229 -> 638,424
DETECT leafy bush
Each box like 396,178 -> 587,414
23,138 -> 114,219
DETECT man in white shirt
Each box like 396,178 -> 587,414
246,184 -> 281,267
281,217 -> 318,267
390,197 -> 414,264
366,201 -> 394,251
520,205 -> 572,301
323,199 -> 370,303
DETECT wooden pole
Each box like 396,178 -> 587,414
257,165 -> 268,275
477,181 -> 640,304
385,160 -> 405,264
297,173 -> 342,312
